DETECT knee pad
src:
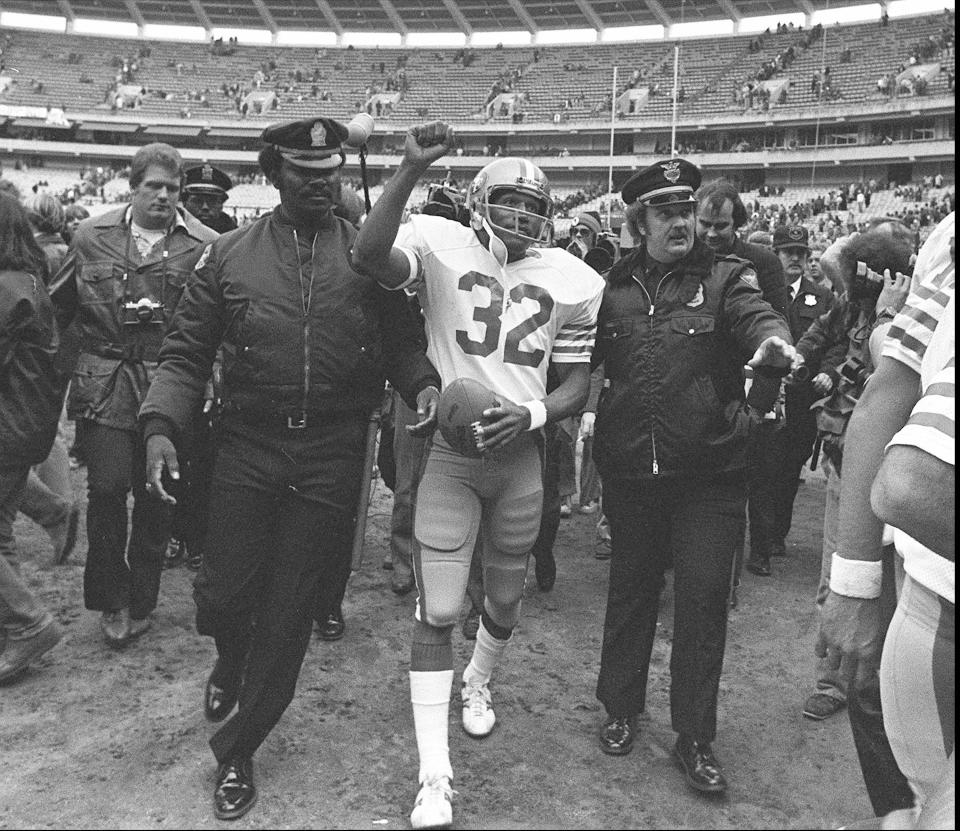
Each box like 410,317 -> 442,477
416,585 -> 463,629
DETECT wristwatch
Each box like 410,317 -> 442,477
875,306 -> 899,324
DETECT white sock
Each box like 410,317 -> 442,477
462,619 -> 511,688
410,670 -> 454,784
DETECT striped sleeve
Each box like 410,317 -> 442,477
882,266 -> 954,373
551,286 -> 602,363
887,357 -> 955,466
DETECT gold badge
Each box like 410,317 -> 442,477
310,121 -> 327,148
201,163 -> 214,182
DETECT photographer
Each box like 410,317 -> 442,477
50,143 -> 217,647
793,224 -> 915,813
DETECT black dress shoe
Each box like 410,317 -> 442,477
746,555 -> 771,577
214,755 -> 257,820
599,715 -> 637,756
316,608 -> 345,641
205,660 -> 240,723
534,551 -> 556,592
673,735 -> 728,793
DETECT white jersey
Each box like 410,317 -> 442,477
394,214 -> 604,403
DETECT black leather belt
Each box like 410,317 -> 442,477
222,407 -> 360,431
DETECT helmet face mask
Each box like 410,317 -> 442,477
467,159 -> 553,248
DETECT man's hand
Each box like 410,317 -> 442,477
476,398 -> 530,452
403,122 -> 456,170
145,435 -> 179,505
407,385 -> 440,438
811,372 -> 834,395
815,589 -> 884,688
875,269 -> 910,316
579,411 -> 596,439
748,335 -> 799,375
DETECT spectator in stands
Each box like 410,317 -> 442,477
49,144 -> 217,649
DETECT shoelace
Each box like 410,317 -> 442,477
464,685 -> 491,717
416,777 -> 456,805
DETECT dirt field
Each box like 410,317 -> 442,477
0,454 -> 875,830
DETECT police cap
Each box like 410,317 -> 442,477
772,224 -> 810,251
621,158 -> 701,207
183,163 -> 233,199
261,117 -> 350,170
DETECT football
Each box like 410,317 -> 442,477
437,378 -> 500,458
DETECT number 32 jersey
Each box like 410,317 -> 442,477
396,214 -> 604,403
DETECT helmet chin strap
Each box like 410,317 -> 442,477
472,212 -> 510,269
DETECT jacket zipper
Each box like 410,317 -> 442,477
292,229 -> 313,426
630,270 -> 672,475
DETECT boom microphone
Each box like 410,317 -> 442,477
344,113 -> 375,148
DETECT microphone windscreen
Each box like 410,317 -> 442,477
344,113 -> 374,148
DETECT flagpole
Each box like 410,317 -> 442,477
607,66 -> 618,231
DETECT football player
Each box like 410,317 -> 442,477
352,122 -> 604,830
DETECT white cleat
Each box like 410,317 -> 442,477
410,776 -> 454,830
461,681 -> 496,738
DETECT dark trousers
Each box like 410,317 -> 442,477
196,417 -> 365,764
848,550 -> 914,817
597,473 -> 746,742
170,407 -> 216,557
748,399 -> 819,557
83,420 -> 169,619
531,422 -> 562,565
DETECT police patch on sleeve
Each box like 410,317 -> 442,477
738,268 -> 759,290
194,244 -> 212,271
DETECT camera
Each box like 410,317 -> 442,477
123,297 -> 164,326
837,355 -> 869,389
849,260 -> 885,301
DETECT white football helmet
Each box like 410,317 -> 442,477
465,158 -> 553,246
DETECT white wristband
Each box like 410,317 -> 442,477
829,552 -> 883,599
521,399 -> 547,431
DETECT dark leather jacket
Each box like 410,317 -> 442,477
0,269 -> 65,467
140,206 -> 440,435
49,206 -> 217,431
592,238 -> 791,482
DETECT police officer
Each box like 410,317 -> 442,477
746,225 -> 835,576
50,143 -> 217,647
182,163 -> 238,233
591,159 -> 796,794
139,117 -> 440,821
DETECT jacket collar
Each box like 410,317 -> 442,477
609,237 -> 714,291
93,204 -> 207,241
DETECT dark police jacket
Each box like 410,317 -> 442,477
140,206 -> 439,436
785,276 -> 835,419
592,238 -> 791,483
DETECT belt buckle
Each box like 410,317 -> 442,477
287,414 -> 307,429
